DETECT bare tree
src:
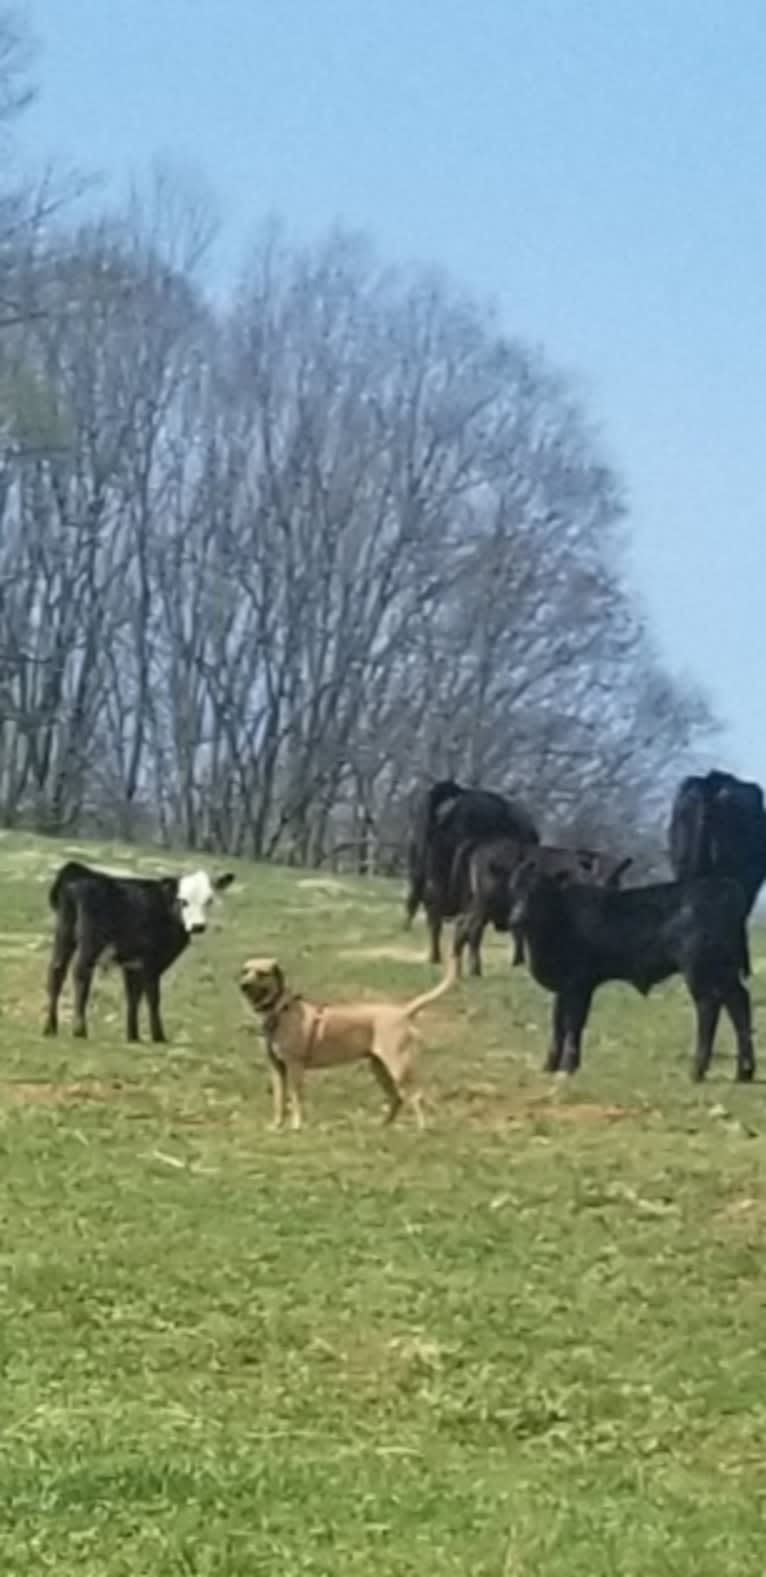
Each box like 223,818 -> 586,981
0,192 -> 717,861
0,6 -> 35,130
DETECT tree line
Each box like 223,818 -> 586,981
0,9 -> 715,871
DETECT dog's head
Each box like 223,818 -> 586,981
239,957 -> 286,1012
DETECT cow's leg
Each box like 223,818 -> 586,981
452,916 -> 468,978
44,915 -> 76,1037
510,926 -> 525,967
723,979 -> 755,1083
559,988 -> 593,1075
689,991 -> 720,1082
403,879 -> 421,931
122,969 -> 144,1043
545,995 -> 566,1072
72,936 -> 100,1039
426,904 -> 442,966
466,913 -> 484,978
144,973 -> 167,1044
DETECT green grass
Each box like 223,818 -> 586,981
1,830 -> 766,1574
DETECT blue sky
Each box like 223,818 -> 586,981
25,0 -> 766,781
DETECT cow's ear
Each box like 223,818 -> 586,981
214,872 -> 235,893
160,877 -> 179,905
517,855 -> 538,882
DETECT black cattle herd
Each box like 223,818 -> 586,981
404,769 -> 766,1081
38,766 -> 766,1088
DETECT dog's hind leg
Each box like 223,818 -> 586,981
369,1053 -> 403,1125
372,1029 -> 424,1129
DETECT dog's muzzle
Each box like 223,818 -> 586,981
240,976 -> 277,1009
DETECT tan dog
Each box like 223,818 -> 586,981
239,955 -> 457,1130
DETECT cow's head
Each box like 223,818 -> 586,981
506,852 -> 569,928
505,854 -> 541,927
177,870 -> 235,935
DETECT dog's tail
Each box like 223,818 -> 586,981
403,955 -> 458,1019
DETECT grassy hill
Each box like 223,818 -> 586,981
1,830 -> 765,1575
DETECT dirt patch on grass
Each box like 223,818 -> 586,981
0,1079 -> 131,1107
443,1084 -> 646,1126
532,1101 -> 642,1123
338,945 -> 425,964
296,877 -> 354,895
712,1196 -> 765,1225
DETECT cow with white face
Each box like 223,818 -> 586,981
44,860 -> 236,1042
177,870 -> 233,935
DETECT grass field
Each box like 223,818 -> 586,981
2,831 -> 766,1574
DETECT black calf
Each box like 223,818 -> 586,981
506,860 -> 754,1082
45,860 -> 233,1042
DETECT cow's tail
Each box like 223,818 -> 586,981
404,780 -> 463,926
739,924 -> 752,980
49,860 -> 92,911
447,838 -> 477,913
424,779 -> 463,828
403,954 -> 458,1019
403,851 -> 424,928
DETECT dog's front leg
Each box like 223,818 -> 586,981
286,1061 -> 305,1131
267,1048 -> 287,1130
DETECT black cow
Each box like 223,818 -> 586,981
504,855 -> 754,1082
451,838 -> 632,976
44,860 -> 235,1042
404,779 -> 463,930
404,779 -> 539,965
669,769 -> 766,912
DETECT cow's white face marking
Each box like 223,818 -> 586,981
177,871 -> 217,934
175,870 -> 235,934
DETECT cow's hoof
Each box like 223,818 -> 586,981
43,1023 -> 57,1038
72,1026 -> 87,1040
736,1064 -> 755,1084
691,1064 -> 706,1083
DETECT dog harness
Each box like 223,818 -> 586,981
263,994 -> 323,1061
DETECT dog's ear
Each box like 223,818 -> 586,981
214,872 -> 235,893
